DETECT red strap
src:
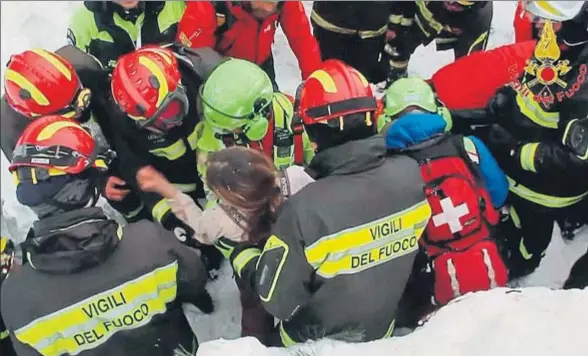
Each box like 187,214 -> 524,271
293,131 -> 303,165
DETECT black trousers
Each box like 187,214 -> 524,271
497,195 -> 575,279
260,54 -> 279,91
312,24 -> 388,84
564,247 -> 588,289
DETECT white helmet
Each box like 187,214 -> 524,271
523,1 -> 585,22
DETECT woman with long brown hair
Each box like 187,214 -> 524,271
167,146 -> 314,344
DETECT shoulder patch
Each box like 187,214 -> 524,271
67,28 -> 76,46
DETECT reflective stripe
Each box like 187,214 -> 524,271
279,322 -> 297,347
152,199 -> 171,223
467,31 -> 489,55
519,238 -> 533,260
258,235 -> 289,303
507,177 -> 588,208
482,248 -> 498,288
416,1 -> 444,33
304,200 -> 431,279
233,249 -> 261,279
149,139 -> 187,160
123,203 -> 145,219
446,258 -> 461,298
0,329 -> 9,340
311,11 -> 387,39
15,261 -> 178,356
382,319 -> 396,339
173,183 -> 197,193
515,92 -> 560,128
509,206 -> 522,229
435,37 -> 458,44
389,14 -> 414,27
519,143 -> 539,172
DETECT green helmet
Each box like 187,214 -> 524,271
384,77 -> 438,118
199,58 -> 274,141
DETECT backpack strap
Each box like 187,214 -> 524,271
278,170 -> 291,199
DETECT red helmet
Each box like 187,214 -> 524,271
9,115 -> 108,181
111,46 -> 189,132
296,59 -> 377,128
4,49 -> 85,118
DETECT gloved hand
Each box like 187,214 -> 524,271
560,118 -> 588,160
103,176 -> 131,202
160,211 -> 200,248
487,124 -> 518,159
486,86 -> 516,124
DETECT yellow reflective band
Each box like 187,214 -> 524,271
233,249 -> 261,279
138,56 -> 169,108
535,1 -> 564,18
187,125 -> 199,150
520,143 -> 539,172
414,14 -> 431,37
173,183 -> 197,193
0,329 -> 9,340
311,11 -> 386,38
279,322 -> 296,347
116,224 -> 123,240
38,121 -> 89,141
457,0 -> 475,5
149,139 -> 187,160
467,31 -> 489,55
519,238 -> 533,260
140,47 -> 173,65
31,168 -> 38,185
308,70 -> 337,93
123,203 -> 145,219
152,199 -> 171,223
304,200 -> 431,279
15,261 -> 178,356
383,319 -> 396,339
516,92 -> 560,128
5,69 -> 49,107
509,206 -> 522,229
416,1 -> 443,33
31,49 -> 72,81
1,237 -> 7,253
259,235 -> 289,302
507,177 -> 588,208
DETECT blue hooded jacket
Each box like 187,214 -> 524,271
385,112 -> 509,208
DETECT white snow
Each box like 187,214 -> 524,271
0,1 -> 586,356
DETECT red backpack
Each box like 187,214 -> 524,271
405,134 -> 508,305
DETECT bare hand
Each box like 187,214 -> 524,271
104,176 -> 130,201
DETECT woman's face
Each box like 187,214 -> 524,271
250,1 -> 280,20
115,1 -> 140,10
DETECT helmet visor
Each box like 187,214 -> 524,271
138,84 -> 189,132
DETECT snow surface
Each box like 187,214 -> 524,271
0,1 -> 587,356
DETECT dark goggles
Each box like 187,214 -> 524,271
136,84 -> 189,131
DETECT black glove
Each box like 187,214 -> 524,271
487,124 -> 518,159
160,211 -> 201,249
560,118 -> 588,160
486,86 -> 517,124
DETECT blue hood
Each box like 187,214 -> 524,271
385,112 -> 448,150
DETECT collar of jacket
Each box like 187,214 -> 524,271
308,136 -> 386,179
23,207 -> 121,274
229,2 -> 282,24
385,112 -> 448,151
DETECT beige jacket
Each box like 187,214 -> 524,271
169,165 -> 314,245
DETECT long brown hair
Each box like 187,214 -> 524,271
205,147 -> 280,243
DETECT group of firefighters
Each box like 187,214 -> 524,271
0,1 -> 587,355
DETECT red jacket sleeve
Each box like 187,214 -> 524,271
280,1 -> 322,79
514,1 -> 535,43
177,1 -> 217,48
431,41 -> 536,110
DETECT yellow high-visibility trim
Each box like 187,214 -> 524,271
311,11 -> 387,38
416,1 -> 444,33
279,322 -> 297,347
259,235 -> 289,303
520,143 -> 540,173
37,121 -> 89,141
152,199 -> 171,223
149,139 -> 187,161
519,238 -> 534,260
5,69 -> 49,107
515,92 -> 560,128
535,1 -> 564,18
233,249 -> 261,279
141,47 -> 173,65
14,261 -> 178,356
467,31 -> 489,55
31,49 -> 72,81
0,329 -> 9,340
304,200 -> 431,279
138,56 -> 169,108
1,237 -> 7,253
508,177 -> 588,208
307,70 -> 337,93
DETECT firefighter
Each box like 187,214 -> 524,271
214,60 -> 432,346
68,1 -> 186,68
109,45 -> 227,273
0,46 -> 153,223
1,237 -> 16,356
386,1 -> 493,85
484,1 -> 588,279
1,115 -> 212,355
177,1 -> 322,87
193,57 -> 315,206
311,1 -> 393,83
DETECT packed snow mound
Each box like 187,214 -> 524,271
197,288 -> 587,356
